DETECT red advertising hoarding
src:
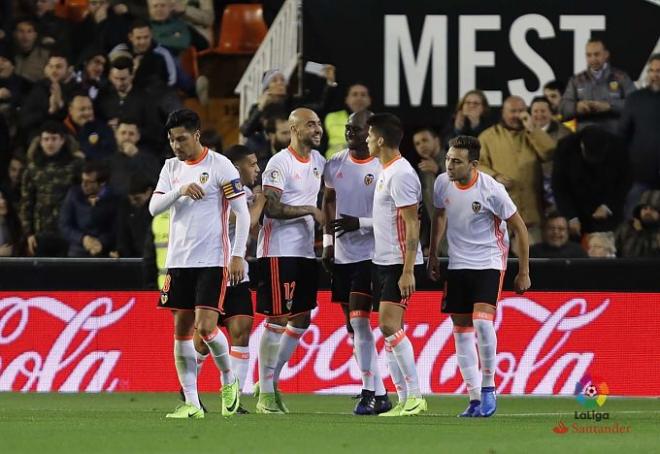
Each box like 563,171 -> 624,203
1,291 -> 658,395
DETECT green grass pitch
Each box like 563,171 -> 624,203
1,393 -> 658,453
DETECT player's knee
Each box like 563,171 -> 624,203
288,312 -> 311,329
231,331 -> 250,347
379,321 -> 398,338
196,323 -> 217,339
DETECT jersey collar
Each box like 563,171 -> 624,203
454,170 -> 479,190
185,147 -> 208,165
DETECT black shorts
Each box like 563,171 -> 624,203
256,257 -> 319,316
374,264 -> 421,309
441,269 -> 504,314
220,281 -> 254,322
158,267 -> 227,312
331,261 -> 378,311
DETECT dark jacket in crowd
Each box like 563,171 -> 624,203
615,190 -> 660,257
64,117 -> 116,161
107,149 -> 160,196
530,241 -> 588,258
441,115 -> 492,149
115,198 -> 151,257
19,78 -> 79,140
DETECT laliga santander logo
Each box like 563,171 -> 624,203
574,374 -> 610,409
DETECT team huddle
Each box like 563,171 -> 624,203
149,107 -> 531,419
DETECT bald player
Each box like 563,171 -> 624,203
254,108 -> 326,414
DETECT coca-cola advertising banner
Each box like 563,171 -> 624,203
1,291 -> 658,396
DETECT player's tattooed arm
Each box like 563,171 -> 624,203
264,187 -> 323,222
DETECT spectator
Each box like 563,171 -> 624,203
256,109 -> 290,175
111,0 -> 149,20
543,80 -> 564,118
560,38 -> 635,132
64,92 -> 116,161
59,161 -> 119,257
20,121 -> 82,257
12,18 -> 50,83
112,173 -> 153,257
530,211 -> 587,258
75,48 -> 108,100
0,44 -> 32,128
74,0 -> 132,56
442,89 -> 492,149
478,96 -> 555,243
148,0 -> 191,56
324,83 -> 372,158
199,128 -> 223,153
530,96 -> 573,213
33,0 -> 73,58
412,127 -> 445,225
586,232 -> 616,258
0,154 -> 26,206
620,53 -> 660,219
0,187 -> 22,256
552,126 -> 628,238
106,119 -> 160,196
19,51 -> 78,140
172,0 -> 214,50
615,190 -> 660,258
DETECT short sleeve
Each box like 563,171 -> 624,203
219,163 -> 244,200
391,169 -> 421,208
489,181 -> 517,220
433,174 -> 447,209
154,162 -> 171,194
323,159 -> 336,189
262,157 -> 286,192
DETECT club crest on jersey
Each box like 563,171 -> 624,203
199,172 -> 209,184
364,173 -> 375,185
472,201 -> 482,213
160,292 -> 168,304
313,167 -> 321,178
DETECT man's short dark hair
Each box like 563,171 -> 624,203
117,116 -> 140,128
82,160 -> 110,183
347,82 -> 370,94
530,96 -> 552,109
40,120 -> 67,137
224,144 -> 254,164
543,80 -> 565,93
111,56 -> 134,74
165,109 -> 200,133
265,112 -> 289,134
129,18 -> 151,32
587,37 -> 608,50
200,129 -> 223,152
412,127 -> 438,138
448,135 -> 480,161
543,210 -> 568,228
128,173 -> 153,195
67,89 -> 91,106
649,53 -> 660,65
48,50 -> 70,65
12,17 -> 38,32
366,113 -> 403,148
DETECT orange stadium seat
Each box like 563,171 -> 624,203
179,46 -> 200,79
199,3 -> 268,56
55,0 -> 89,23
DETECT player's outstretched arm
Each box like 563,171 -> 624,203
263,186 -> 323,224
398,204 -> 420,299
228,194 -> 249,284
506,212 -> 531,294
427,207 -> 446,281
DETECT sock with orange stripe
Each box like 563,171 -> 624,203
385,344 -> 407,402
272,325 -> 306,386
202,327 -> 236,386
174,338 -> 201,409
386,330 -> 421,398
258,323 -> 284,393
453,326 -> 481,401
349,312 -> 376,392
230,346 -> 250,392
473,312 -> 497,388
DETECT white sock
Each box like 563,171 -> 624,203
474,313 -> 497,388
349,312 -> 376,392
258,323 -> 284,393
202,327 -> 235,386
195,348 -> 208,376
373,348 -> 387,397
174,338 -> 201,409
386,330 -> 421,398
385,344 -> 407,402
453,327 -> 482,401
272,325 -> 306,386
230,346 -> 250,392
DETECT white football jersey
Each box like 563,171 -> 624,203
433,171 -> 517,270
257,146 -> 325,258
372,156 -> 424,266
154,148 -> 244,268
324,149 -> 381,264
228,185 -> 253,284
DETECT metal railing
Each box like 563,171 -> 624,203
234,0 -> 302,128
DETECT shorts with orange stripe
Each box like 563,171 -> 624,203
441,269 -> 504,314
157,267 -> 227,312
256,257 -> 318,317
219,281 -> 254,322
331,260 -> 379,311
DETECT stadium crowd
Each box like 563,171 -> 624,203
0,0 -> 659,270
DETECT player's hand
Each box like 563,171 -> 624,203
427,255 -> 441,281
590,101 -> 611,112
577,101 -> 591,114
321,245 -> 334,276
418,158 -> 439,175
26,235 -> 38,256
311,207 -> 325,226
331,214 -> 359,237
180,183 -> 205,200
514,272 -> 531,294
398,270 -> 416,300
228,256 -> 244,286
568,218 -> 582,237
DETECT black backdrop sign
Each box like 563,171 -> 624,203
303,0 -> 659,142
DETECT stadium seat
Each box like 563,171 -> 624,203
179,46 -> 200,79
55,0 -> 89,23
199,4 -> 268,56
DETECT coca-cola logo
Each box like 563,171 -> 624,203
0,296 -> 134,392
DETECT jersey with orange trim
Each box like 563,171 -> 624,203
372,156 -> 424,266
257,147 -> 326,258
154,148 -> 243,268
433,171 -> 516,270
324,149 -> 381,264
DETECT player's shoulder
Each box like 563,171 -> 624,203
328,148 -> 349,163
266,148 -> 293,168
311,149 -> 326,165
434,172 -> 450,188
478,171 -> 507,197
208,149 -> 232,166
393,156 -> 417,176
